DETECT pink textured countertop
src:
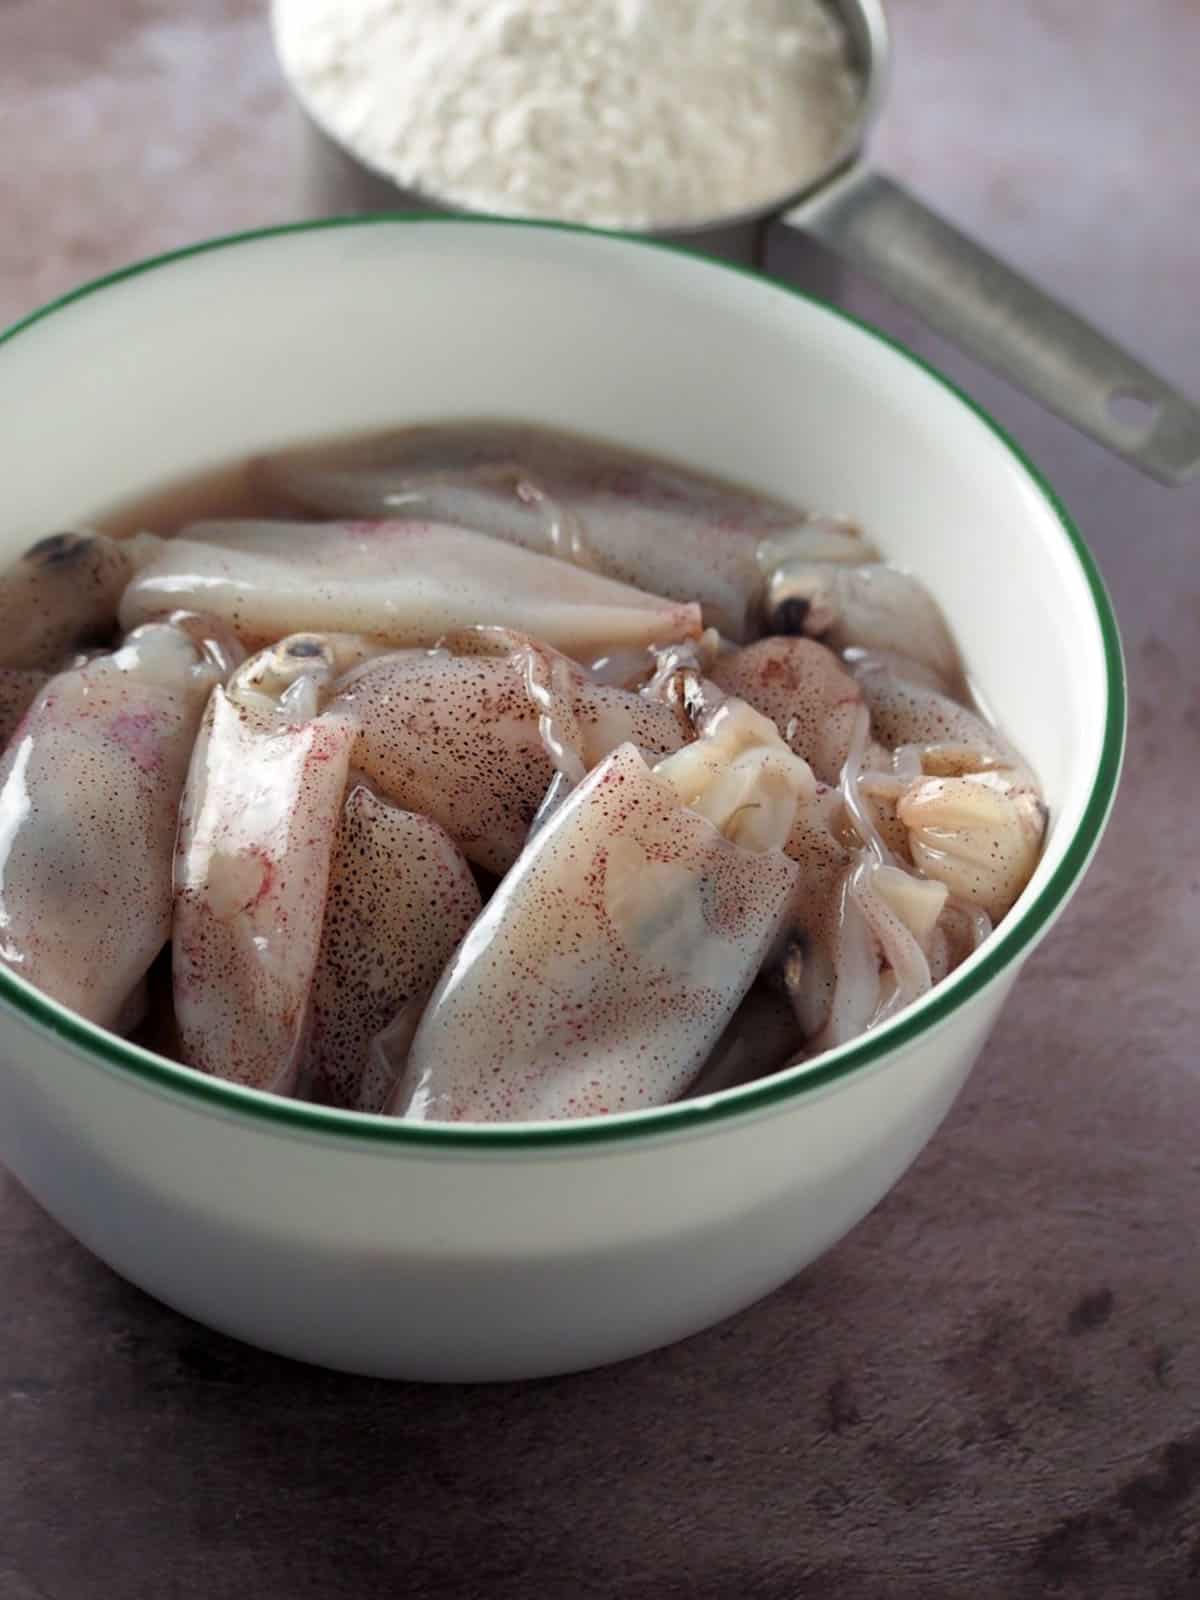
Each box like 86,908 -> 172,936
2,3 -> 1198,1596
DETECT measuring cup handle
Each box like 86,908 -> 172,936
782,166 -> 1200,485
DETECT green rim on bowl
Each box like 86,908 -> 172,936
0,216 -> 1126,1150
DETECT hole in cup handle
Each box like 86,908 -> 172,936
1106,387 -> 1162,440
783,167 -> 1200,485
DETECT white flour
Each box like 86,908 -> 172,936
272,0 -> 861,227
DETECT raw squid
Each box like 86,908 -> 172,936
837,699 -> 911,866
651,694 -> 815,852
0,419 -> 1050,1122
300,782 -> 482,1112
257,423 -> 879,642
389,701 -> 809,1122
766,561 -> 963,689
332,627 -> 692,874
842,646 -> 956,697
783,851 -> 950,1052
755,522 -> 879,572
639,642 -> 880,1048
777,650 -> 1038,1044
709,635 -> 864,784
776,783 -> 853,1040
852,655 -> 1029,779
0,655 -> 117,733
851,656 -> 1046,919
773,711 -> 931,1046
173,634 -> 355,1092
0,615 -> 227,1024
898,774 -> 1045,922
929,899 -> 993,984
119,518 -> 701,659
0,530 -> 161,669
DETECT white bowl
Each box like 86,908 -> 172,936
0,220 -> 1123,1381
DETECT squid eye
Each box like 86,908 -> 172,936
25,532 -> 93,567
764,564 -> 837,638
772,596 -> 811,634
285,639 -> 326,660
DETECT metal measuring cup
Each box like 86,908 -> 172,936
285,0 -> 1199,484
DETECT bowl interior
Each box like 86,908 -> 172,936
0,219 -> 1122,1134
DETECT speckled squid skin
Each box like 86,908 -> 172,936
0,620 -> 222,1025
710,635 -> 864,784
300,784 -> 482,1112
0,530 -> 161,670
333,630 -> 691,875
852,657 -> 1026,777
172,654 -> 355,1094
392,742 -> 801,1123
898,775 -> 1046,922
118,517 -> 702,659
